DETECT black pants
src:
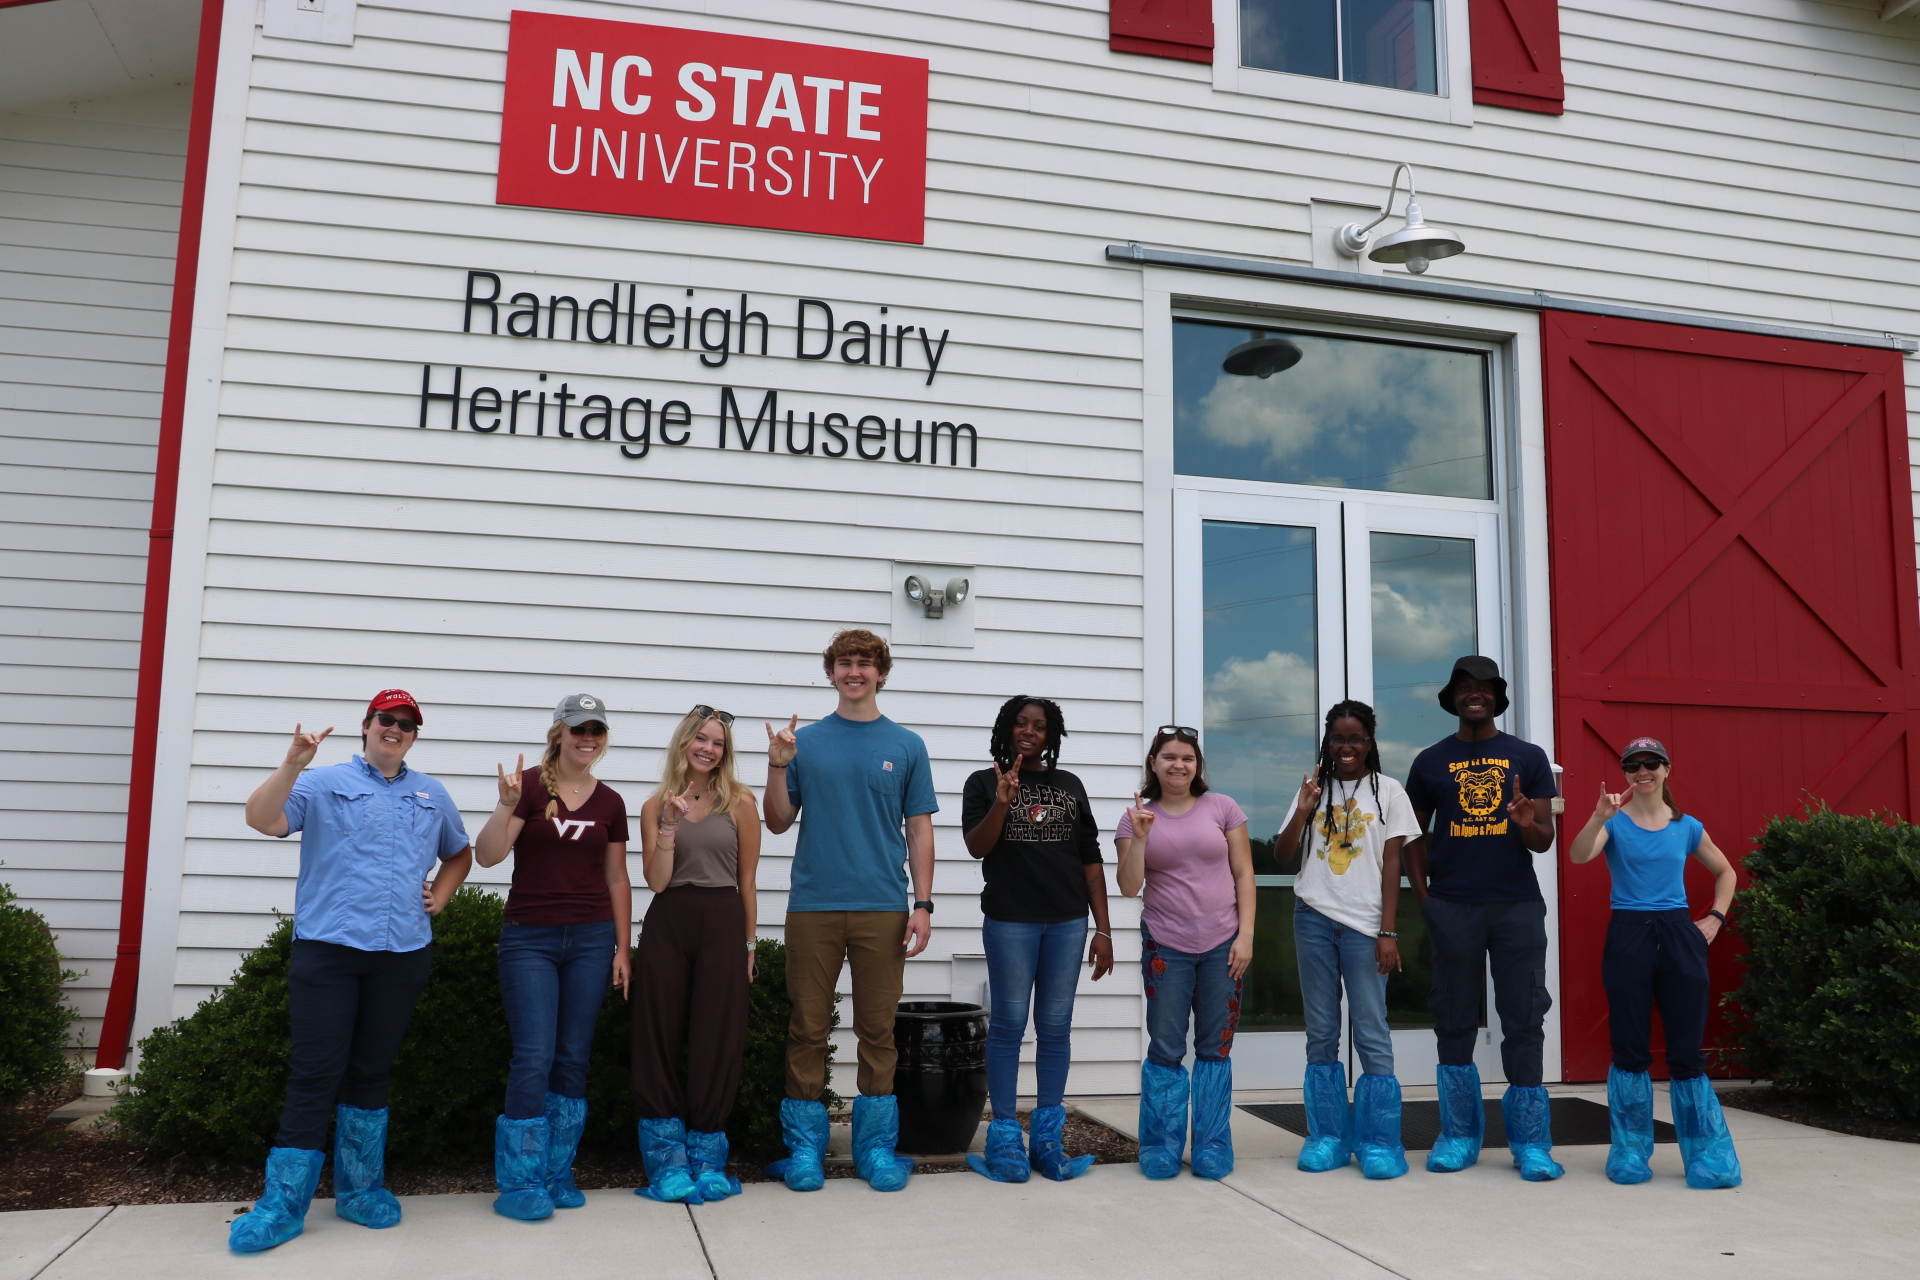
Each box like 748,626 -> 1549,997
275,939 -> 433,1151
1602,908 -> 1710,1080
1423,897 -> 1549,1088
631,886 -> 748,1133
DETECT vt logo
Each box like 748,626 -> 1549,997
552,818 -> 593,840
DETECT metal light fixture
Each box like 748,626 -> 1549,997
904,574 -> 969,619
1222,335 -> 1303,378
1334,162 -> 1466,275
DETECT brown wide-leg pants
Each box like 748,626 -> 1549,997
630,885 -> 748,1133
784,910 -> 907,1100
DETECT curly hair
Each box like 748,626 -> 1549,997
822,628 -> 892,685
1298,700 -> 1382,863
988,696 -> 1066,772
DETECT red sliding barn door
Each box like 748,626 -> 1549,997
1543,312 -> 1919,1081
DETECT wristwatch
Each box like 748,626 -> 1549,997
913,900 -> 934,914
1707,909 -> 1727,924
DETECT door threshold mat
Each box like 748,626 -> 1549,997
1239,1096 -> 1675,1150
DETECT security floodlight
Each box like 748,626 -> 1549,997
904,574 -> 969,619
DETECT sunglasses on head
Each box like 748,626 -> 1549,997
372,711 -> 418,734
1623,757 -> 1664,774
693,705 -> 736,726
1155,725 -> 1199,743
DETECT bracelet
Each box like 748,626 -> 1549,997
657,825 -> 677,839
1707,909 -> 1726,924
1377,930 -> 1398,939
1092,930 -> 1112,939
767,763 -> 788,770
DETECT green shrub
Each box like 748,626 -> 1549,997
121,887 -> 833,1165
1727,804 -> 1920,1121
0,882 -> 80,1108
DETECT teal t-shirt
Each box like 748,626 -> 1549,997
1602,811 -> 1702,912
786,713 -> 939,912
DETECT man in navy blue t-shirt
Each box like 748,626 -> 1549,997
1404,656 -> 1566,1182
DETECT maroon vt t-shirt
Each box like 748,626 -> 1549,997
505,774 -> 630,925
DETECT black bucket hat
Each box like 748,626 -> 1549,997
1438,655 -> 1510,717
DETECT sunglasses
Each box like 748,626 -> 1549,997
1155,725 -> 1199,742
372,711 -> 418,734
693,705 -> 736,726
1623,758 -> 1665,774
566,720 -> 609,737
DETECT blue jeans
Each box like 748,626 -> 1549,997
1294,901 -> 1394,1077
1423,897 -> 1549,1087
497,919 -> 615,1119
981,916 -> 1087,1120
1142,923 -> 1241,1068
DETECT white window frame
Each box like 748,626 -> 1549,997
1212,0 -> 1475,127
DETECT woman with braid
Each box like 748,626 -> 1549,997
475,695 -> 632,1220
960,697 -> 1114,1183
1274,701 -> 1419,1179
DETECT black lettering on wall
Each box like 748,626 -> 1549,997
840,320 -> 871,365
548,296 -> 580,341
469,386 -> 502,431
739,294 -> 768,355
463,271 -> 501,334
894,323 -> 912,368
625,283 -> 638,346
643,303 -> 677,348
820,412 -> 849,457
586,284 -> 620,344
796,299 -> 834,360
507,293 -> 541,338
419,364 -> 462,429
554,383 -> 576,437
893,417 -> 922,463
918,327 -> 950,385
659,399 -> 692,445
930,421 -> 977,467
508,389 -> 530,433
855,414 -> 887,461
699,308 -> 732,368
578,394 -> 613,440
785,410 -> 815,455
718,386 -> 778,450
618,397 -> 652,458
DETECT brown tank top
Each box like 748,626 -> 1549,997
668,808 -> 740,889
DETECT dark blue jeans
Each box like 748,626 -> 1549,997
1422,897 -> 1549,1088
1602,908 -> 1711,1079
277,939 -> 433,1150
497,919 -> 615,1119
981,915 -> 1087,1120
1142,923 -> 1241,1068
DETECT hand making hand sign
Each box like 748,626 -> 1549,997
659,783 -> 697,830
766,714 -> 798,768
992,751 -> 1023,808
1592,780 -> 1631,824
495,753 -> 525,810
1125,792 -> 1156,844
1506,784 -> 1537,828
282,723 -> 333,772
1293,770 -> 1323,820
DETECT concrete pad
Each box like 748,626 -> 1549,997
1074,1095 -> 1304,1163
691,1164 -> 1397,1279
39,1189 -> 710,1280
0,1206 -> 108,1280
1224,1130 -> 1920,1280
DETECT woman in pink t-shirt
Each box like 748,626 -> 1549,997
1115,726 -> 1255,1180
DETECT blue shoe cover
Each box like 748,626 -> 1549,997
1353,1074 -> 1409,1180
851,1094 -> 913,1192
765,1098 -> 829,1192
539,1093 -> 588,1209
686,1128 -> 742,1202
634,1116 -> 698,1202
1502,1085 -> 1565,1181
967,1116 -> 1032,1182
1297,1062 -> 1352,1172
1605,1067 -> 1654,1185
1137,1060 -> 1189,1179
1670,1076 -> 1742,1189
229,1147 -> 325,1253
1189,1058 -> 1235,1179
1028,1105 -> 1093,1181
332,1105 -> 403,1228
494,1115 -> 556,1219
1426,1062 -> 1484,1172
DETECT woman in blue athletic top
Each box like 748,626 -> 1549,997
1568,736 -> 1741,1189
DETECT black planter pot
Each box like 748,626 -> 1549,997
892,1000 -> 989,1155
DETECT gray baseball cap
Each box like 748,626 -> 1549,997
553,693 -> 609,728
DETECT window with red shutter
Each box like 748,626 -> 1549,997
1469,0 -> 1564,114
1110,0 -> 1215,64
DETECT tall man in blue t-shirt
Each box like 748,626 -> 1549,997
1403,656 -> 1565,1181
763,629 -> 938,1193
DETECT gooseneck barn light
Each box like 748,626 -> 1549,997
904,574 -> 970,618
1334,162 -> 1467,275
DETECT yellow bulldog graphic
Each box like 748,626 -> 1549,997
1456,767 -> 1505,819
1314,797 -> 1374,874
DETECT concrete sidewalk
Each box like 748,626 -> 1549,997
4,1089 -> 1912,1280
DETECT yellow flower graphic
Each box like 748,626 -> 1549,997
1314,797 -> 1374,875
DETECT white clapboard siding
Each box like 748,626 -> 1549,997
0,86 -> 187,1049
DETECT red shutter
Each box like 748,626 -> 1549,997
1544,313 -> 1919,1082
1471,0 -> 1564,114
1110,0 -> 1214,64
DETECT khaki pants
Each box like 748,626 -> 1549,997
784,910 -> 907,1100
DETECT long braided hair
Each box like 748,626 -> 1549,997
988,696 -> 1065,772
1299,699 -> 1384,864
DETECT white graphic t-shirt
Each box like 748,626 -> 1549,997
1291,773 -> 1422,936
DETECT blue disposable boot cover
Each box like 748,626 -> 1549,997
634,1116 -> 698,1202
686,1128 -> 743,1202
1137,1059 -> 1189,1180
850,1094 -> 914,1192
1353,1074 -> 1410,1180
542,1093 -> 589,1209
763,1098 -> 829,1192
1028,1105 -> 1094,1181
332,1105 -> 402,1228
967,1117 -> 1032,1182
1426,1062 -> 1485,1172
1670,1076 -> 1743,1189
1297,1062 -> 1352,1173
1605,1066 -> 1655,1185
1502,1085 -> 1566,1181
493,1115 -> 556,1219
1189,1058 -> 1235,1180
229,1147 -> 326,1253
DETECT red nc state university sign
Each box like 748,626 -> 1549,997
496,11 -> 928,244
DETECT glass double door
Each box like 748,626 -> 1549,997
1173,486 -> 1506,1088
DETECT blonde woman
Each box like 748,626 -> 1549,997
475,694 -> 632,1221
630,705 -> 762,1204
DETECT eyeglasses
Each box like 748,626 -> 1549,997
567,721 -> 609,737
1329,734 -> 1371,746
372,711 -> 418,734
693,705 -> 736,726
1155,725 -> 1199,742
1623,758 -> 1664,774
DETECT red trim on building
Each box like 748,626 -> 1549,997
1109,0 -> 1214,63
94,0 -> 225,1071
1470,0 -> 1565,115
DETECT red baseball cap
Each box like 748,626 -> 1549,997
366,689 -> 424,725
